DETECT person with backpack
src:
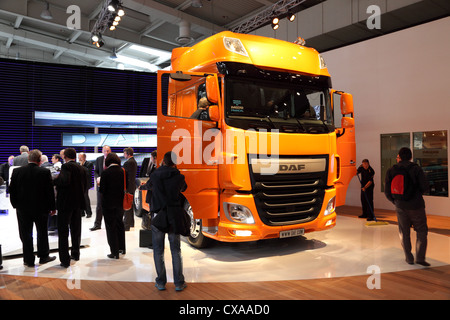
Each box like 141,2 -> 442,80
384,147 -> 430,266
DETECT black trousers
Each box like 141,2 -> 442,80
82,189 -> 92,217
360,187 -> 374,219
57,208 -> 82,265
93,190 -> 103,228
16,209 -> 50,265
104,207 -> 126,256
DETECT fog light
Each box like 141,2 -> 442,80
223,202 -> 255,224
234,230 -> 252,237
324,196 -> 336,216
325,219 -> 334,227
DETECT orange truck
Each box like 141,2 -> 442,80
155,31 -> 356,248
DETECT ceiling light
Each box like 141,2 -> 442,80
95,39 -> 105,48
91,34 -> 100,43
108,0 -> 119,12
40,1 -> 53,20
272,17 -> 279,25
191,0 -> 203,8
288,12 -> 296,22
271,22 -> 279,30
117,7 -> 125,17
114,15 -> 121,22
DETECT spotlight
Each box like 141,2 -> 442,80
95,39 -> 105,48
114,15 -> 121,22
108,0 -> 119,12
91,34 -> 99,43
288,12 -> 296,22
272,17 -> 279,25
271,22 -> 279,30
109,25 -> 116,31
117,7 -> 125,17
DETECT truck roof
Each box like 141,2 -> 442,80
170,31 -> 330,78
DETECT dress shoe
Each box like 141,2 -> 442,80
358,215 -> 367,218
39,256 -> 56,265
86,215 -> 92,218
90,226 -> 101,231
416,261 -> 431,267
70,255 -> 80,261
24,262 -> 36,268
119,250 -> 126,255
60,263 -> 70,268
107,254 -> 119,259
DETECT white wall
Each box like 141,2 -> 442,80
255,17 -> 450,216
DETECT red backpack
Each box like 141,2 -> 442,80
389,164 -> 416,201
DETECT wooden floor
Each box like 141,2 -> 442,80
0,206 -> 449,301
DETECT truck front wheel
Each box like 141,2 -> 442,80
185,201 -> 212,249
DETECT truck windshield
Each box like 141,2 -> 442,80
225,76 -> 334,133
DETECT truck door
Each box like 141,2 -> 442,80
332,90 -> 356,206
157,71 -> 220,219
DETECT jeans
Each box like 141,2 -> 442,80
151,224 -> 184,287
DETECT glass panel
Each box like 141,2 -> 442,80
380,133 -> 410,192
413,130 -> 448,197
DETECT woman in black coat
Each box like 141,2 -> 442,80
99,152 -> 126,259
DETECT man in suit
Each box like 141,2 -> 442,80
78,152 -> 94,218
122,147 -> 137,231
90,145 -> 111,231
9,149 -> 57,267
54,148 -> 87,268
13,145 -> 29,166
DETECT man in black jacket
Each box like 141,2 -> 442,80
385,147 -> 430,266
90,145 -> 111,231
122,147 -> 137,231
9,149 -> 56,267
150,151 -> 187,292
357,159 -> 375,221
78,152 -> 93,218
54,148 -> 87,267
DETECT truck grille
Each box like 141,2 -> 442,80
249,156 -> 328,226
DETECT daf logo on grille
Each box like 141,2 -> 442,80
251,158 -> 326,175
279,164 -> 306,172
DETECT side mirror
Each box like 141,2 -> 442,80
208,105 -> 220,123
341,117 -> 354,128
206,75 -> 219,104
340,93 -> 353,115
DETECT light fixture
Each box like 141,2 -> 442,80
288,11 -> 296,22
40,1 -> 53,20
271,22 -> 279,30
91,0 -> 126,48
272,17 -> 279,24
108,0 -> 119,12
191,0 -> 203,8
95,39 -> 105,48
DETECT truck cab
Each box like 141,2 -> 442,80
156,31 -> 355,248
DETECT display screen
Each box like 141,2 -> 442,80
62,133 -> 157,147
34,111 -> 157,129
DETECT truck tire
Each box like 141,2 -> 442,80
185,200 -> 212,249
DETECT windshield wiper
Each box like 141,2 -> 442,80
294,118 -> 306,132
265,115 -> 276,129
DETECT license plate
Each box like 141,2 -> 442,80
280,228 -> 305,238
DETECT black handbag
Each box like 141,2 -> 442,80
167,205 -> 191,237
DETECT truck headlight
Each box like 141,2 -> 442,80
223,202 -> 255,224
223,37 -> 249,57
324,196 -> 336,216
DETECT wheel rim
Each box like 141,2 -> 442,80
187,205 -> 201,238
